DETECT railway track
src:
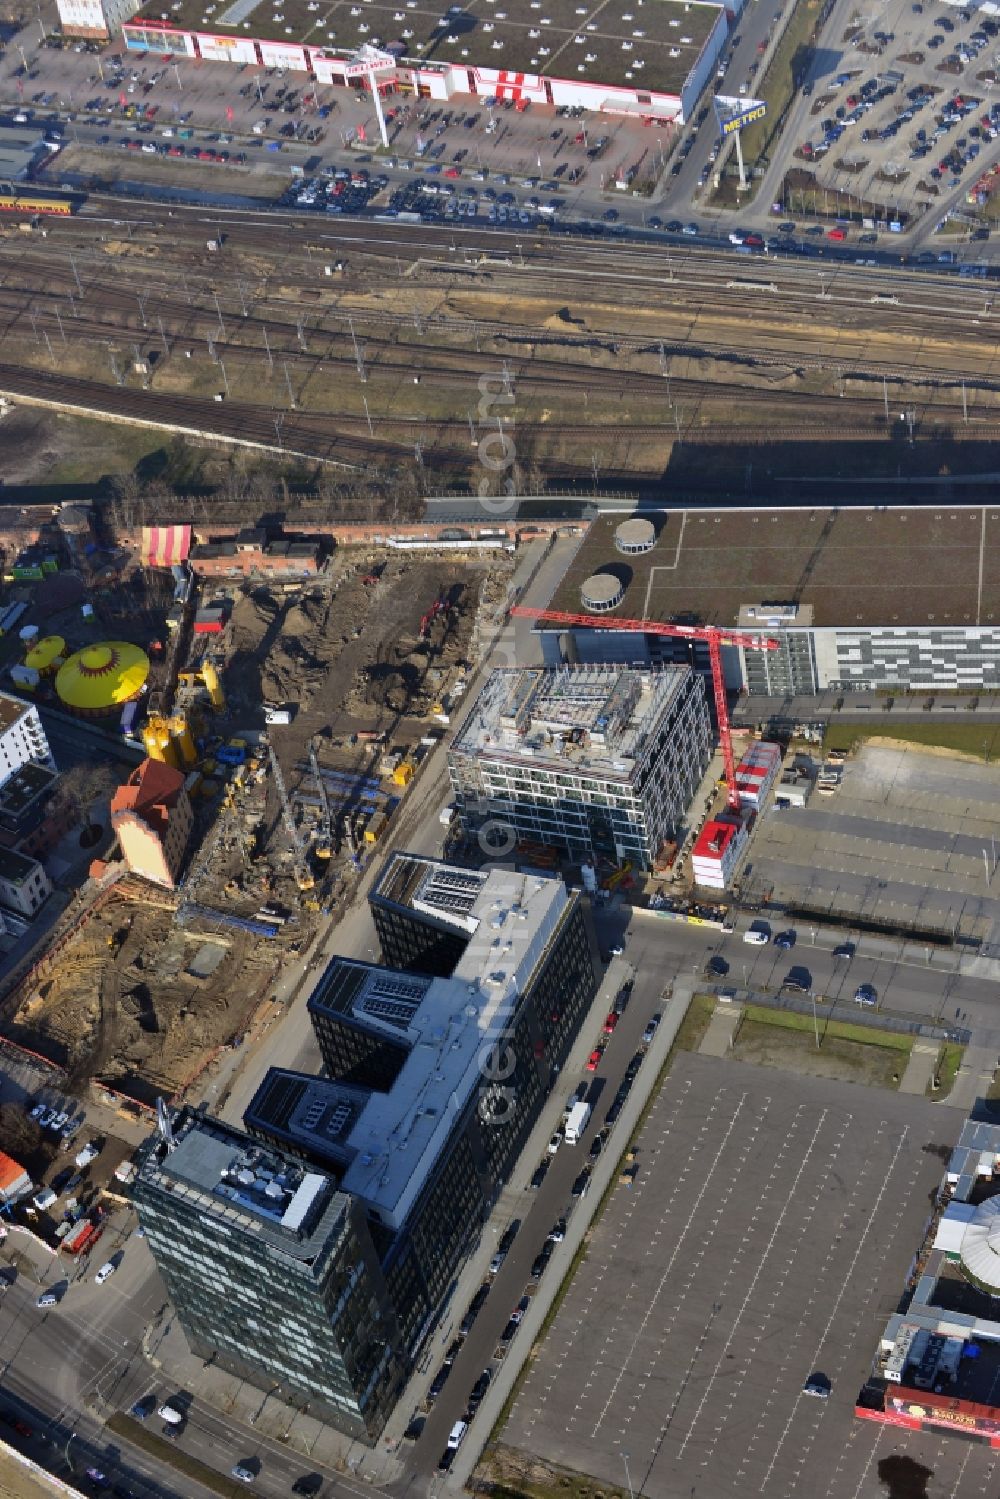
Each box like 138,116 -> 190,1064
5,245 -> 999,404
4,235 -> 997,400
0,195 -> 994,473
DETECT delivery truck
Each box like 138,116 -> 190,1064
564,1100 -> 592,1145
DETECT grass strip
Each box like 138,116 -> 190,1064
106,1413 -> 245,1498
739,0 -> 821,168
930,1042 -> 965,1100
741,1002 -> 913,1050
823,720 -> 1000,759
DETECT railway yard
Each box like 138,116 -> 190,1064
0,200 -> 1000,480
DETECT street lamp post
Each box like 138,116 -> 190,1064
622,1451 -> 635,1499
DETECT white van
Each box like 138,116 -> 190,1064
447,1421 -> 468,1450
743,923 -> 769,945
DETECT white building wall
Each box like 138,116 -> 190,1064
811,629 -> 842,690
0,859 -> 52,918
0,699 -> 53,783
121,24 -> 690,114
679,6 -> 728,118
198,34 -> 258,63
59,0 -> 142,35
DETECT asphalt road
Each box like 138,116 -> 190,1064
404,954 -> 663,1482
618,905 -> 995,1035
0,1224 -> 376,1499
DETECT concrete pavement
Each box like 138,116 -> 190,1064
897,1038 -> 939,1095
947,1043 -> 999,1113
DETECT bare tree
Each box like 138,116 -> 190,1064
55,759 -> 120,841
0,1103 -> 43,1173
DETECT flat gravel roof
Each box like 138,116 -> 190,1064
138,0 -> 722,93
547,506 -> 1000,630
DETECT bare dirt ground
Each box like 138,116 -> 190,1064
7,890 -> 284,1101
2,541 -> 511,1107
731,1018 -> 907,1090
224,547 -> 508,763
221,547 -> 509,873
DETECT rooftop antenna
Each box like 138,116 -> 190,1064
156,1096 -> 178,1151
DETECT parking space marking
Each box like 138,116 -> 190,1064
758,1121 -> 911,1492
586,1091 -> 752,1437
675,1110 -> 830,1460
505,1058 -> 958,1498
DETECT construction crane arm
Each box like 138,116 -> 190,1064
510,606 -> 779,653
509,606 -> 780,813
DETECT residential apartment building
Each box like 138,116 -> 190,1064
0,848 -> 51,918
56,0 -> 144,37
0,695 -> 54,782
448,665 -> 711,869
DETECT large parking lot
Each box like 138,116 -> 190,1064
762,0 -> 1000,238
745,743 -> 1000,943
501,1052 -> 973,1499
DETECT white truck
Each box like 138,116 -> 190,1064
564,1100 -> 592,1145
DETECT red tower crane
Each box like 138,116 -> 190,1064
510,606 -> 780,811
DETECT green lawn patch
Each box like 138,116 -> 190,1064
823,720 -> 1000,760
734,1005 -> 912,1089
929,1042 -> 965,1100
737,0 -> 821,171
741,1002 -> 913,1050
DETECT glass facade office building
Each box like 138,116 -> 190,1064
447,666 -> 711,870
132,1112 -> 404,1439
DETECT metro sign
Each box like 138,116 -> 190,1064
713,93 -> 766,134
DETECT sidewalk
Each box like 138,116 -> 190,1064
898,1039 -> 939,1096
142,1315 -> 407,1487
947,1044 -> 999,1114
447,973 -> 698,1490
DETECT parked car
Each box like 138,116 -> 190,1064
854,983 -> 878,1007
